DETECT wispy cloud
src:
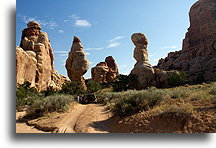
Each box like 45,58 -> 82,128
54,50 -> 68,54
59,54 -> 68,57
108,36 -> 125,42
58,29 -> 64,33
65,13 -> 92,28
85,47 -> 104,51
106,42 -> 121,48
89,61 -> 93,65
86,35 -> 124,51
162,45 -> 178,49
17,14 -> 58,30
85,52 -> 91,55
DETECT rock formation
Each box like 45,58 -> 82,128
91,62 -> 109,83
105,56 -> 119,83
130,33 -> 156,89
16,21 -> 67,91
91,56 -> 119,83
157,0 -> 216,82
65,36 -> 89,90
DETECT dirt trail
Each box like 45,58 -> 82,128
16,103 -> 113,133
16,112 -> 50,133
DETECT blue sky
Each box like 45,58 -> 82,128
16,0 -> 198,79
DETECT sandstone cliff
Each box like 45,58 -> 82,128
157,0 -> 216,83
16,21 -> 67,91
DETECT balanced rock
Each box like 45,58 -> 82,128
91,56 -> 119,83
65,36 -> 89,90
130,33 -> 156,89
16,21 -> 66,91
157,0 -> 216,82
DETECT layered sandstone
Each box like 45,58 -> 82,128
157,0 -> 216,82
16,21 -> 66,91
65,36 -> 89,90
91,56 -> 119,83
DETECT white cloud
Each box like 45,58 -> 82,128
65,14 -> 92,28
59,54 -> 68,57
162,45 -> 178,49
86,52 -> 91,55
106,42 -> 121,48
69,14 -> 80,20
89,61 -> 93,65
54,50 -> 68,54
85,47 -> 104,51
58,29 -> 64,33
109,36 -> 125,42
17,14 -> 58,30
75,20 -> 92,28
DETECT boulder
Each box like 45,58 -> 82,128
65,36 -> 89,90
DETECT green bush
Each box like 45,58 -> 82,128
60,81 -> 85,95
168,72 -> 185,87
16,82 -> 41,109
87,81 -> 101,93
111,90 -> 165,116
112,74 -> 137,92
26,94 -> 75,118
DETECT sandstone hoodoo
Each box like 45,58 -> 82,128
157,0 -> 216,83
130,33 -> 156,89
16,21 -> 66,91
65,36 -> 90,90
91,56 -> 119,83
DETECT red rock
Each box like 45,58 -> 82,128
157,0 -> 216,82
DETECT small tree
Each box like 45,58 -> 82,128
86,81 -> 101,93
60,81 -> 86,95
168,72 -> 185,87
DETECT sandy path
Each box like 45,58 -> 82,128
16,112 -> 49,133
74,104 -> 112,133
16,103 -> 112,133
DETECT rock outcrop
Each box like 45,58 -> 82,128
130,33 -> 156,89
91,56 -> 119,83
16,21 -> 67,91
65,36 -> 89,90
157,0 -> 216,82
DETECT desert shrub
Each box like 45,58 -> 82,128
168,88 -> 191,99
60,81 -> 85,95
16,82 -> 41,109
26,94 -> 75,118
112,74 -> 137,92
111,90 -> 165,116
159,102 -> 194,118
168,72 -> 185,87
86,81 -> 101,93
